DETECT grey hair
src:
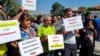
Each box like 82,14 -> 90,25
43,14 -> 51,21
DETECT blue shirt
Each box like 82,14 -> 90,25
20,27 -> 36,40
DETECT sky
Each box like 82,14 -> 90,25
37,0 -> 100,14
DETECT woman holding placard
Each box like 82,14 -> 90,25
6,7 -> 36,56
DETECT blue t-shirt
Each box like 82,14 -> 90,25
20,27 -> 36,40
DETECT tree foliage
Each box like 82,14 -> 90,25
51,2 -> 65,16
78,6 -> 88,12
0,0 -> 20,17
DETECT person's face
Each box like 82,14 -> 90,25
22,17 -> 31,28
38,18 -> 43,23
74,13 -> 79,16
87,15 -> 93,20
52,16 -> 58,23
65,11 -> 72,18
57,16 -> 61,20
43,17 -> 51,26
88,21 -> 93,26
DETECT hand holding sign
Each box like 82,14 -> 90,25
18,37 -> 43,56
63,15 -> 83,31
20,6 -> 24,13
18,0 -> 36,10
40,35 -> 48,42
48,34 -> 64,50
44,35 -> 48,40
0,20 -> 21,44
63,30 -> 69,35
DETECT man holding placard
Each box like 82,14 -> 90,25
37,15 -> 56,56
56,8 -> 80,56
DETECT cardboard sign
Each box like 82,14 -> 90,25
63,15 -> 83,31
0,20 -> 21,44
48,34 -> 64,50
19,0 -> 36,10
18,37 -> 43,56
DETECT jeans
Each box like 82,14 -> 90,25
64,43 -> 77,56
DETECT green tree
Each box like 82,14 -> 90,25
0,0 -> 19,17
78,6 -> 88,12
51,2 -> 65,15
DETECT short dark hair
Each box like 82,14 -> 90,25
0,2 -> 3,7
64,8 -> 72,13
37,15 -> 42,20
19,14 -> 30,22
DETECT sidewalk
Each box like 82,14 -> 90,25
94,40 -> 100,56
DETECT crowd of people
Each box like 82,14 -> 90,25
0,2 -> 99,56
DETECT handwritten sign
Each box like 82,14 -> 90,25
63,15 -> 83,31
48,34 -> 64,50
18,37 -> 43,56
0,20 -> 21,44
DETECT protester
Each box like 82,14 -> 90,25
51,15 -> 64,56
6,7 -> 36,56
56,15 -> 62,21
85,13 -> 97,29
34,15 -> 43,30
0,2 -> 8,56
56,8 -> 80,56
79,19 -> 97,56
85,13 -> 97,47
19,14 -> 36,40
94,15 -> 97,19
30,18 -> 36,30
51,15 -> 58,29
33,15 -> 38,23
37,15 -> 56,56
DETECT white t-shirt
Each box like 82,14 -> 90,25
56,20 -> 76,44
64,31 -> 76,44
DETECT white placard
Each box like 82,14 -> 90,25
18,37 -> 43,56
63,15 -> 83,31
0,20 -> 21,44
19,0 -> 36,10
48,34 -> 64,50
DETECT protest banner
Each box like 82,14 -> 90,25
63,15 -> 83,31
18,37 -> 43,56
18,0 -> 36,10
48,34 -> 64,50
0,20 -> 21,44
